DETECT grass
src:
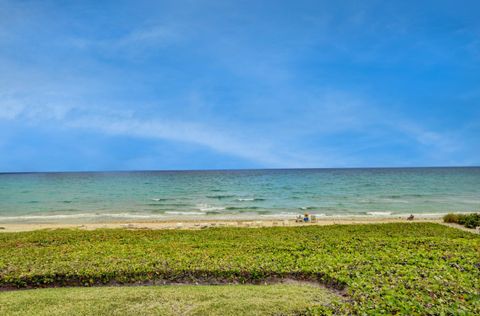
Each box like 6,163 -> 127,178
1,223 -> 479,314
0,284 -> 336,316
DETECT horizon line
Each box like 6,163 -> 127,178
1,165 -> 479,175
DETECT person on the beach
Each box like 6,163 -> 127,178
303,213 -> 310,222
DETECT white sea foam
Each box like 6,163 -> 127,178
236,198 -> 254,201
164,211 -> 206,215
200,207 -> 226,212
299,206 -> 318,210
367,211 -> 393,216
196,204 -> 226,212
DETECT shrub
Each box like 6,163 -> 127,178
444,213 -> 480,228
462,213 -> 480,228
443,213 -> 459,223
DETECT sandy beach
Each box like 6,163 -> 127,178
0,216 -> 445,232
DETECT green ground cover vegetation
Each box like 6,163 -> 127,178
0,223 -> 479,315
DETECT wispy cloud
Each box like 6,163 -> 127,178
0,87 -> 466,168
0,102 -> 304,167
70,24 -> 179,53
68,115 -> 288,166
395,122 -> 458,152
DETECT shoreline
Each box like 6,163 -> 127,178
0,215 -> 444,232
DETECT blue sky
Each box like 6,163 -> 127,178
0,0 -> 479,171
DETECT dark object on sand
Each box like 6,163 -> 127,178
407,214 -> 414,221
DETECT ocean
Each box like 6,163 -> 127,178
0,168 -> 479,223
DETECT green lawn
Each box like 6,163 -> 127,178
0,284 -> 336,316
1,223 -> 479,314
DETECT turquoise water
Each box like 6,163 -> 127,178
0,168 -> 479,223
